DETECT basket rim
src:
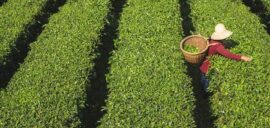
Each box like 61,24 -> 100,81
179,35 -> 209,55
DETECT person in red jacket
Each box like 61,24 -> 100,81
200,23 -> 252,92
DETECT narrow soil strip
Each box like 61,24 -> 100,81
0,0 -> 67,88
0,0 -> 7,6
81,0 -> 127,127
179,0 -> 216,127
242,0 -> 270,34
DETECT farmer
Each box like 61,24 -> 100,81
200,23 -> 252,92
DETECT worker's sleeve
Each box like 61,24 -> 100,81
216,45 -> 242,61
200,59 -> 210,74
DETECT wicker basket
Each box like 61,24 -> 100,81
179,35 -> 209,64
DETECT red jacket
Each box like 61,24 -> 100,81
200,40 -> 241,74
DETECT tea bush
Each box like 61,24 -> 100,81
99,0 -> 195,127
189,0 -> 270,127
0,0 -> 110,127
0,0 -> 48,66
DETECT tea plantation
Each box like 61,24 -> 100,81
0,0 -> 269,127
190,0 -> 270,127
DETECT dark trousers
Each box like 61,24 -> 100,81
200,73 -> 209,92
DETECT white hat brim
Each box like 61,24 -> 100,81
211,30 -> 233,40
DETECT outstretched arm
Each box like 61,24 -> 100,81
216,45 -> 252,61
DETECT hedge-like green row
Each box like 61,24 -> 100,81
189,0 -> 270,127
0,0 -> 48,65
99,0 -> 195,127
0,0 -> 110,127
